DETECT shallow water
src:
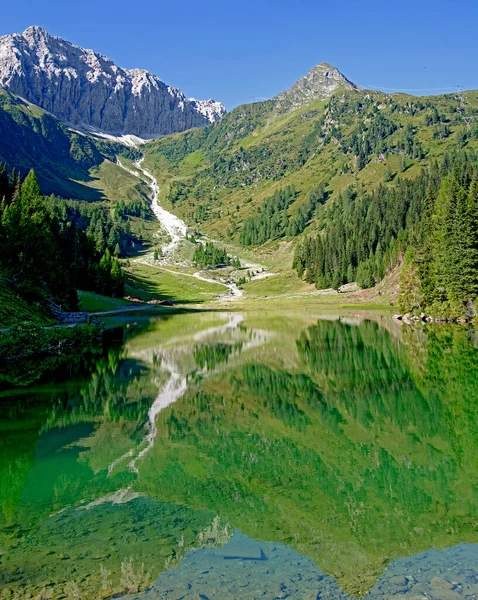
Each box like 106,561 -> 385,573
0,311 -> 477,599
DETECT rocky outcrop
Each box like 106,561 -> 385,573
274,62 -> 357,111
0,26 -> 226,138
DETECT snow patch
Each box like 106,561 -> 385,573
88,128 -> 147,147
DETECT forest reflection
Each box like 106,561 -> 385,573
0,313 -> 477,598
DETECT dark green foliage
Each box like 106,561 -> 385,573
432,124 -> 452,139
168,181 -> 188,205
98,249 -> 126,297
294,151 -> 476,291
113,198 -> 151,220
397,124 -> 424,159
241,365 -> 314,429
293,177 -> 419,289
240,363 -> 347,432
240,186 -> 296,245
0,165 -> 126,313
346,113 -> 397,167
423,107 -> 448,126
192,241 -> 233,268
0,322 -> 102,386
296,319 -> 431,432
400,153 -> 478,317
48,195 -> 145,258
0,168 -> 77,308
287,182 -> 327,236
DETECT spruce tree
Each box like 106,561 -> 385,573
462,176 -> 478,301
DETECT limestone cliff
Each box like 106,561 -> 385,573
0,26 -> 226,138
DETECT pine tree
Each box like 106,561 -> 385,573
432,174 -> 468,306
399,248 -> 422,312
110,259 -> 125,297
461,176 -> 478,301
0,163 -> 8,201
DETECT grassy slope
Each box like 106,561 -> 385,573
86,160 -> 148,204
124,262 -> 227,304
2,86 -> 478,309
0,88 -> 141,204
142,89 -> 478,271
79,264 -> 227,310
84,160 -> 159,245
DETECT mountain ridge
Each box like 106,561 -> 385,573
0,26 -> 226,138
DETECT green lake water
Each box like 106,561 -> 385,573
0,310 -> 477,599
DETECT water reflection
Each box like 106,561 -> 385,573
0,312 -> 477,599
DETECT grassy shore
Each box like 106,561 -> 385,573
78,291 -> 138,313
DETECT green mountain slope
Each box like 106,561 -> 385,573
0,87 -> 141,202
0,87 -> 159,262
141,81 -> 478,281
1,67 -> 478,308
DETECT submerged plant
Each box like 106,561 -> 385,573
63,582 -> 82,600
120,556 -> 151,593
197,515 -> 232,547
99,565 -> 112,591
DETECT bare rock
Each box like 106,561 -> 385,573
274,63 -> 356,111
0,26 -> 226,138
338,282 -> 360,293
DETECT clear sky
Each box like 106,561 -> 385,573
2,0 -> 477,109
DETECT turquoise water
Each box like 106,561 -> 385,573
0,311 -> 477,599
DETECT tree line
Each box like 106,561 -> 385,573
0,164 -> 125,310
47,194 -> 145,258
293,150 -> 477,295
400,155 -> 478,317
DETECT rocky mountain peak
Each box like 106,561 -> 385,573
274,62 -> 357,110
0,26 -> 226,138
23,25 -> 49,37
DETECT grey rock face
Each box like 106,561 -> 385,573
0,26 -> 226,138
274,62 -> 357,110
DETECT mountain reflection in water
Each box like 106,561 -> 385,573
0,311 -> 477,599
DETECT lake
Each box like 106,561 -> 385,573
0,310 -> 477,599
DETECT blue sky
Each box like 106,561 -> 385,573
2,0 -> 477,109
